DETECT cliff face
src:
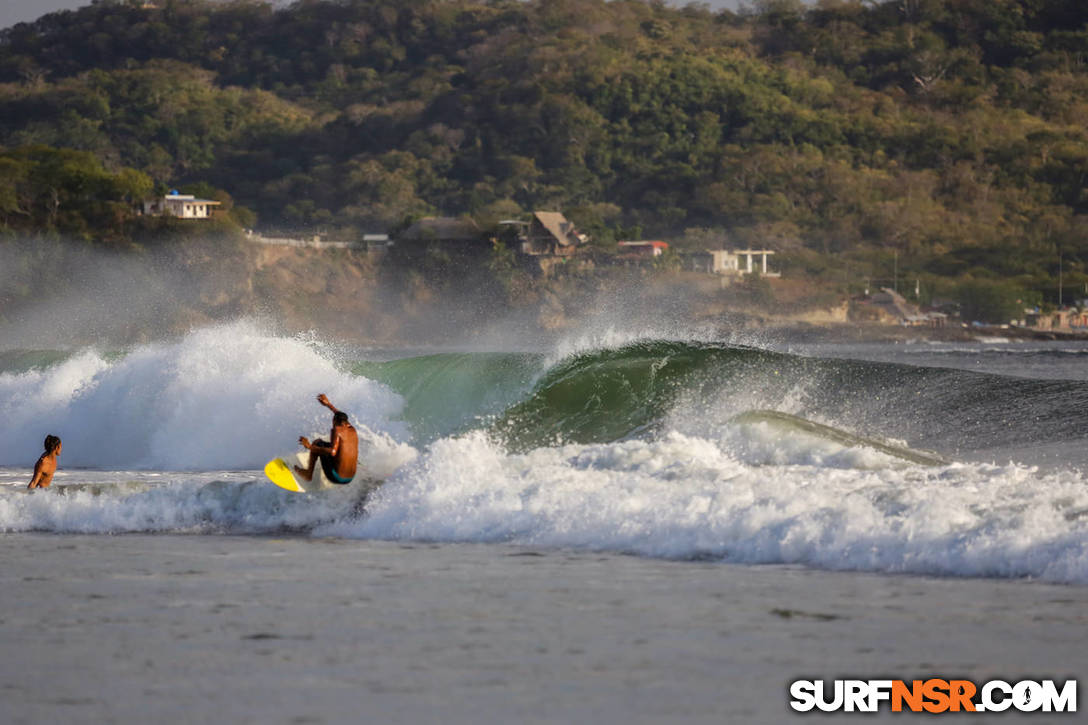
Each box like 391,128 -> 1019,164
0,237 -> 373,346
1,235 -> 545,347
247,244 -> 389,341
2,235 -> 881,350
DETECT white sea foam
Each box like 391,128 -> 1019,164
2,422 -> 1086,582
550,325 -> 714,363
320,431 -> 1088,583
0,472 -> 359,534
0,321 -> 408,469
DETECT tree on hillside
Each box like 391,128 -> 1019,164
0,0 -> 1086,308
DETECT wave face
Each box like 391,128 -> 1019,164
3,326 -> 1088,583
353,352 -> 543,442
483,340 -> 1088,462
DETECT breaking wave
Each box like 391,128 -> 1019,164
2,323 -> 1088,583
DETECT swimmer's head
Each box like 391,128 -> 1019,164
333,411 -> 349,425
44,435 -> 61,454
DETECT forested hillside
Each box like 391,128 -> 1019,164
2,0 -> 1087,303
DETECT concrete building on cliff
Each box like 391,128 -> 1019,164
686,249 -> 779,277
141,190 -> 221,219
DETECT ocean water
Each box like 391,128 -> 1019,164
2,320 -> 1087,584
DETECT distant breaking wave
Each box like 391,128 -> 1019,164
359,340 -> 1088,460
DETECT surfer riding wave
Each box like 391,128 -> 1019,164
295,394 -> 358,484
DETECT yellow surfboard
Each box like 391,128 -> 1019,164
264,457 -> 305,492
264,453 -> 333,493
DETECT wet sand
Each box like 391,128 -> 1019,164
2,534 -> 1084,724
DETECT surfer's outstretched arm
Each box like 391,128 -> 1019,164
317,393 -> 340,414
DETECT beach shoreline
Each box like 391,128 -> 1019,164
2,534 -> 1084,724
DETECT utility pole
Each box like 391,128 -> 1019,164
893,249 -> 898,294
1058,249 -> 1063,307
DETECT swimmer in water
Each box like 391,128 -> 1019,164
28,435 -> 62,489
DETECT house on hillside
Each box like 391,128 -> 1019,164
520,212 -> 586,256
614,240 -> 668,268
142,190 -> 221,219
617,241 -> 668,258
399,216 -> 482,247
686,249 -> 779,277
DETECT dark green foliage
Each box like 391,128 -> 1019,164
0,0 -> 1086,301
0,145 -> 152,242
955,278 -> 1040,324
